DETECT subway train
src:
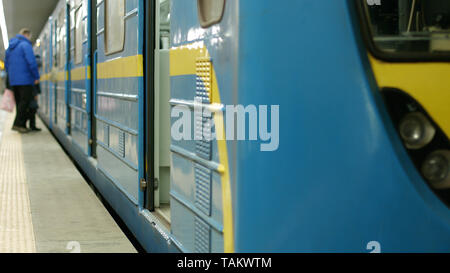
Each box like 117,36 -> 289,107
34,0 -> 450,253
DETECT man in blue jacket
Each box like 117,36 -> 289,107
5,28 -> 40,133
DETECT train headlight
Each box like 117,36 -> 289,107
399,112 -> 436,150
422,150 -> 450,190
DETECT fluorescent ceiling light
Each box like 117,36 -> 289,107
0,0 -> 8,50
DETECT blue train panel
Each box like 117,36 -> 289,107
232,0 -> 450,252
95,0 -> 143,203
34,0 -> 450,253
169,0 -> 450,253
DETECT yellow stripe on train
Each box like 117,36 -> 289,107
97,55 -> 144,79
71,66 -> 90,81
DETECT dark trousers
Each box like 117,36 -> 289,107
28,107 -> 37,128
12,85 -> 34,128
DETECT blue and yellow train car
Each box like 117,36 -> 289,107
35,0 -> 450,253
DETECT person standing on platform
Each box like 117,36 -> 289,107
26,55 -> 42,132
4,28 -> 40,133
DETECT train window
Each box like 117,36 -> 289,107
58,28 -> 63,69
360,0 -> 450,60
59,11 -> 64,69
54,21 -> 59,68
43,35 -> 47,73
58,8 -> 65,30
197,0 -> 226,28
83,2 -> 88,42
104,0 -> 125,55
75,5 -> 83,64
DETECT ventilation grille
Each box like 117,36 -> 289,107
118,131 -> 125,158
104,124 -> 110,146
195,57 -> 213,160
194,217 -> 211,253
195,163 -> 212,216
195,116 -> 212,160
196,57 -> 212,104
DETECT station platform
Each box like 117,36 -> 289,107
0,108 -> 137,253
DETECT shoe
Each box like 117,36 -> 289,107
30,127 -> 42,132
12,126 -> 19,131
16,126 -> 30,134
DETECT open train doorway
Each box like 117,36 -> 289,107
145,0 -> 172,226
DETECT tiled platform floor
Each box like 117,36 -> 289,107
0,110 -> 136,253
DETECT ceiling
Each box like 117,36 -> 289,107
1,0 -> 59,58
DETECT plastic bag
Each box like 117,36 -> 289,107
0,89 -> 16,113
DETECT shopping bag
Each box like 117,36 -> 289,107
0,89 -> 16,113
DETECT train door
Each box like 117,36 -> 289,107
41,31 -> 49,118
95,0 -> 143,203
49,20 -> 54,129
35,37 -> 45,116
55,5 -> 68,133
145,0 -> 172,226
69,0 -> 90,154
